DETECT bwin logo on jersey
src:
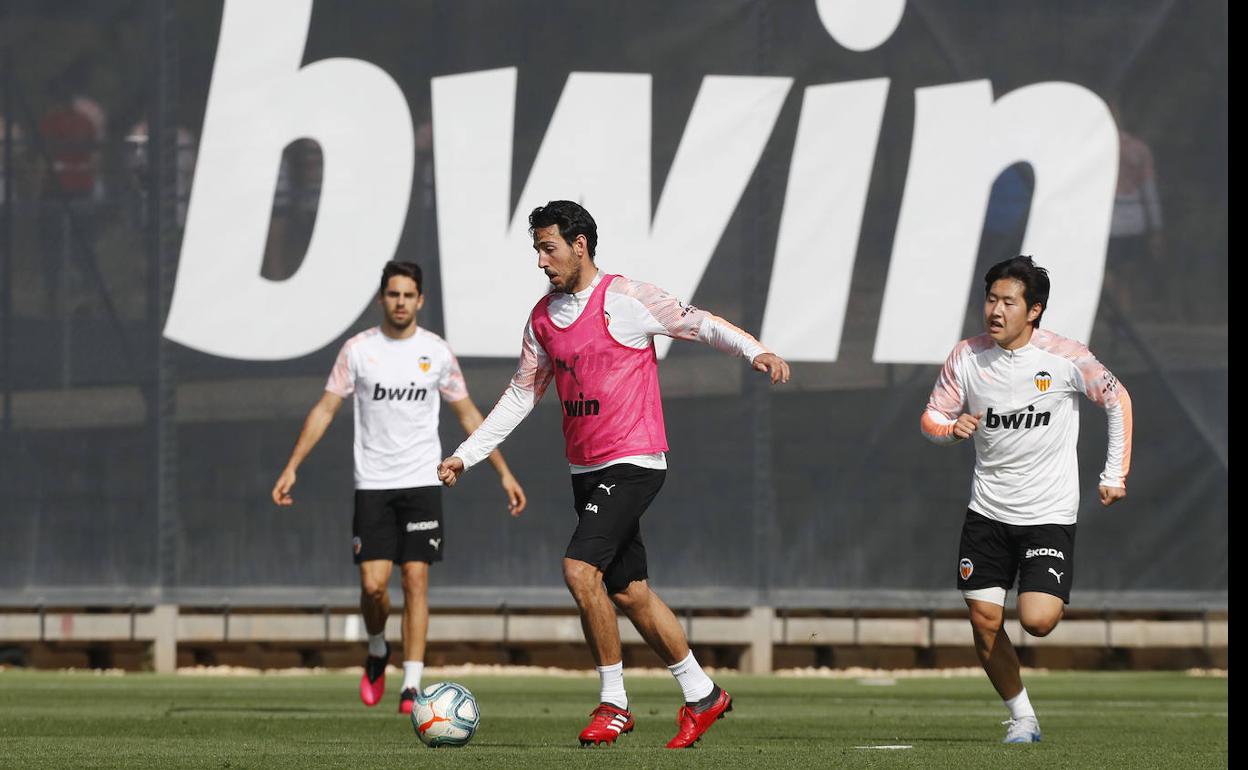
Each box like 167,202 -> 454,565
1025,548 -> 1065,559
564,392 -> 601,417
985,406 -> 1051,430
1034,371 -> 1052,392
373,383 -> 428,401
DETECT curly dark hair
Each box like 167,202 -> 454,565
528,200 -> 597,258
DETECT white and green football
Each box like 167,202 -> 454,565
411,681 -> 479,748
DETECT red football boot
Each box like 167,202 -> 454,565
397,687 -> 418,715
578,703 -> 634,746
359,642 -> 390,707
666,685 -> 733,749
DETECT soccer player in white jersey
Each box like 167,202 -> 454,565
272,261 -> 527,715
437,201 -> 790,748
921,256 -> 1133,743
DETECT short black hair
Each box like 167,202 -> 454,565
984,255 -> 1049,326
379,260 -> 422,295
528,200 -> 597,258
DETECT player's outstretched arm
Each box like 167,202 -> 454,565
272,391 -> 344,506
751,352 -> 791,385
614,279 -> 779,372
446,397 -> 528,515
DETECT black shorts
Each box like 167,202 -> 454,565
956,509 -> 1076,603
566,465 -> 666,594
352,486 -> 444,564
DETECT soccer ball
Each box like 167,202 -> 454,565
410,681 -> 479,747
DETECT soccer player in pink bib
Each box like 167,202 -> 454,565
438,201 -> 790,748
273,261 -> 526,715
921,256 -> 1133,743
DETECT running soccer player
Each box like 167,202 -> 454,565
921,255 -> 1132,743
272,260 -> 526,715
437,201 -> 790,748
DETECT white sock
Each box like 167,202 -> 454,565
1005,688 -> 1036,720
668,651 -> 714,703
367,632 -> 387,658
402,660 -> 424,692
596,661 -> 627,710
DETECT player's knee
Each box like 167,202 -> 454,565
401,568 -> 428,595
562,559 -> 599,595
969,620 -> 1000,646
1022,621 -> 1054,638
1020,614 -> 1059,637
968,608 -> 1003,638
360,579 -> 388,602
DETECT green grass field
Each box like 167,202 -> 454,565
0,670 -> 1226,768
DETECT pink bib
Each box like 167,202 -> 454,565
530,274 -> 668,465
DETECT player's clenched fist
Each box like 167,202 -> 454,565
272,468 -> 297,505
1098,485 -> 1126,507
438,456 -> 465,487
952,413 -> 982,440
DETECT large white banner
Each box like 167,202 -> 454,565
166,0 -> 1117,364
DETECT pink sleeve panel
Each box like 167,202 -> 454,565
921,341 -> 968,446
1032,333 -> 1123,408
613,276 -> 767,360
510,320 -> 554,404
325,338 -> 357,397
1034,331 -> 1133,486
439,350 -> 470,403
613,277 -> 704,340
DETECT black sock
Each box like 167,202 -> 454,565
687,683 -> 722,711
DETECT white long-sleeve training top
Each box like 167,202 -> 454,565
921,329 -> 1133,525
